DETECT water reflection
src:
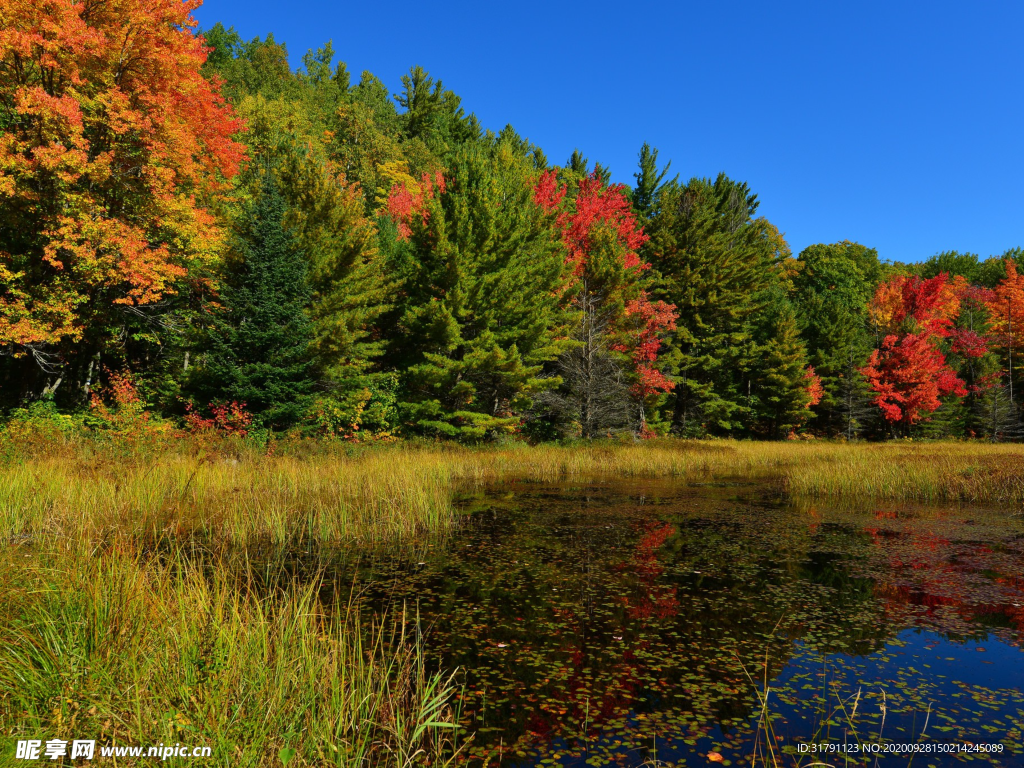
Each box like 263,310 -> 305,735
267,482 -> 1024,766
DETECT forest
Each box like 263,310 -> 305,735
3,0 -> 1024,443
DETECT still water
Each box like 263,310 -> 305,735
328,481 -> 1024,766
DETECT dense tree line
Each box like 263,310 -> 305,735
2,2 -> 1022,441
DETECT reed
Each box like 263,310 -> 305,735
3,439 -> 1024,551
0,547 -> 462,767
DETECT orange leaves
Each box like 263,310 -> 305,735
0,0 -> 245,351
867,273 -> 965,339
983,259 -> 1024,352
803,366 -> 824,409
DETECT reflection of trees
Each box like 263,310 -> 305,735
318,486 -> 1024,765
857,510 -> 1024,642
343,486 -> 901,762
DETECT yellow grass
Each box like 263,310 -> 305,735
3,440 -> 1023,550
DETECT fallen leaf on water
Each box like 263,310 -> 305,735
708,751 -> 724,763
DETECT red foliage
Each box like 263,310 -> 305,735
619,295 -> 677,398
534,171 -> 648,276
184,401 -> 253,436
385,172 -> 445,240
860,333 -> 967,425
983,259 -> 1024,352
535,171 -> 677,401
803,366 -> 824,408
862,273 -> 971,425
869,273 -> 965,338
949,328 -> 989,359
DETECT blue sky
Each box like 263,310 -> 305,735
194,0 -> 1023,264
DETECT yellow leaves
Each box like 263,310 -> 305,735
373,160 -> 419,212
868,277 -> 904,335
0,256 -> 82,346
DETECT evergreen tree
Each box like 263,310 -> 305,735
189,171 -> 316,428
277,146 -> 390,387
791,242 -> 882,435
632,142 -> 674,223
395,65 -> 479,157
381,143 -> 574,439
749,291 -> 814,437
646,174 -> 780,435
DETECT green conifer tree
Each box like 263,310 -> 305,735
645,174 -> 780,434
189,171 -> 316,428
382,143 -> 574,439
632,142 -> 674,223
791,242 -> 881,435
749,293 -> 813,437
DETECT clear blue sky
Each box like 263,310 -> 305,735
194,0 -> 1023,264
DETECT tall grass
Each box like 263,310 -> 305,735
0,548 -> 462,767
2,436 -> 1023,765
2,439 -> 1023,550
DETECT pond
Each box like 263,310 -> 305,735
308,480 -> 1024,766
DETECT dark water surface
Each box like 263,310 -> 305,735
335,481 -> 1024,766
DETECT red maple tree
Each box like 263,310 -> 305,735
862,273 -> 968,426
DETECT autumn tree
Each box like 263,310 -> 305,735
861,274 -> 968,432
0,0 -> 244,407
983,259 -> 1024,425
535,169 -> 677,437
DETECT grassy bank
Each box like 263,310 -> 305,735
2,439 -> 1023,550
2,438 -> 1023,766
0,549 -> 461,767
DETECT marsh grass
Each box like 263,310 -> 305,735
0,547 -> 463,767
2,436 -> 1023,765
2,439 -> 1023,552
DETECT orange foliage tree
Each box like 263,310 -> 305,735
861,273 -> 968,427
983,260 -> 1024,359
0,0 -> 244,376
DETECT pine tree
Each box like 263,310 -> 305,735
645,174 -> 780,435
632,142 -> 674,223
749,292 -> 815,437
277,147 -> 390,387
381,143 -> 574,439
189,171 -> 316,429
